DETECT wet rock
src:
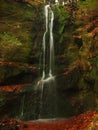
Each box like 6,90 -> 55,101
56,66 -> 81,91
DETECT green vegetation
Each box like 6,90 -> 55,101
0,32 -> 32,80
0,0 -> 36,62
54,5 -> 70,35
0,33 -> 31,62
78,0 -> 97,12
0,0 -> 44,81
0,0 -> 34,20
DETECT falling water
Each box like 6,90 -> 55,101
49,6 -> 54,77
42,5 -> 49,79
38,4 -> 57,119
42,4 -> 54,78
20,94 -> 25,119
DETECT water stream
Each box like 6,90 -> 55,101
42,4 -> 54,79
38,4 -> 57,119
20,94 -> 25,118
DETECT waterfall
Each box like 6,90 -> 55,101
38,4 -> 57,119
42,5 -> 49,79
42,4 -> 54,79
18,4 -> 57,121
49,7 -> 54,77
